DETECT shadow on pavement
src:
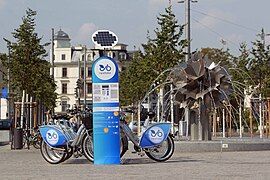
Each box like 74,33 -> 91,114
63,158 -> 91,165
122,156 -> 203,165
61,156 -> 203,165
0,142 -> 9,146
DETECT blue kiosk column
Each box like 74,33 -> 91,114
92,56 -> 120,165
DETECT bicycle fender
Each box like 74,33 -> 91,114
39,125 -> 68,147
139,123 -> 171,148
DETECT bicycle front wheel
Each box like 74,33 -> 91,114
81,130 -> 127,162
145,135 -> 174,162
82,131 -> 94,162
40,140 -> 66,164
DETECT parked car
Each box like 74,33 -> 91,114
0,119 -> 11,130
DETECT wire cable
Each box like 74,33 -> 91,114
192,17 -> 239,47
191,8 -> 258,32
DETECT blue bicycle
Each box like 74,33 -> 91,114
119,110 -> 175,162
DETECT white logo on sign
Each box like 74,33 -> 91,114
94,59 -> 116,80
148,126 -> 164,144
46,129 -> 59,145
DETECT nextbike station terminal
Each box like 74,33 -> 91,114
92,30 -> 121,165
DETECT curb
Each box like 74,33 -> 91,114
174,140 -> 270,152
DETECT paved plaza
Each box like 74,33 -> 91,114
1,144 -> 270,180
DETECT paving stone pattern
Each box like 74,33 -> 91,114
0,144 -> 270,180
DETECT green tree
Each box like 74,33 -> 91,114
201,47 -> 235,68
0,9 -> 57,109
230,43 -> 253,96
249,33 -> 270,97
120,6 -> 185,106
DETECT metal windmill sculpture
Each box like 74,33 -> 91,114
169,54 -> 233,140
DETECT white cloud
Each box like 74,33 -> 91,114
148,0 -> 178,5
0,0 -> 6,9
149,0 -> 164,6
75,23 -> 97,43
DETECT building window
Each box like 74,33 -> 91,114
62,83 -> 67,94
87,67 -> 92,77
119,52 -> 126,60
61,100 -> 68,112
61,54 -> 66,60
62,68 -> 67,77
87,83 -> 92,94
108,52 -> 112,58
87,54 -> 92,61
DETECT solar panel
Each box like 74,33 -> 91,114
92,30 -> 118,49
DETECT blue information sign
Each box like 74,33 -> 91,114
92,56 -> 120,165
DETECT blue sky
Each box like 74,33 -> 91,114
0,0 -> 270,55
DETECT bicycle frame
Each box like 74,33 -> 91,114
120,122 -> 140,148
70,124 -> 87,147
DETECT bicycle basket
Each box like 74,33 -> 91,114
82,113 -> 93,130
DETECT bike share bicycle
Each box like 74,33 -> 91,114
119,109 -> 174,162
39,108 -> 94,164
22,127 -> 41,149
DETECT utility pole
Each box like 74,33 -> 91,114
179,0 -> 198,140
83,45 -> 87,110
51,28 -> 55,80
7,47 -> 10,120
51,28 -> 55,115
185,0 -> 191,62
178,0 -> 198,62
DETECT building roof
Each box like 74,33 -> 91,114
54,29 -> 70,40
115,43 -> 128,47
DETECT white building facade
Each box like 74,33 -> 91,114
51,29 -> 132,114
